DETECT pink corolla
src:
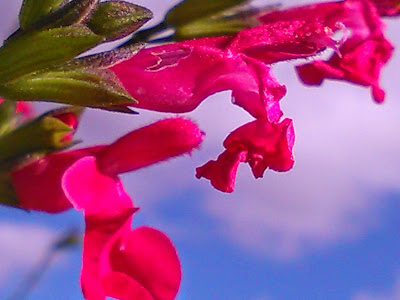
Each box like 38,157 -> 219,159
111,37 -> 285,123
11,117 -> 203,212
109,15 -> 336,192
196,118 -> 294,193
110,18 -> 335,122
259,0 -> 394,102
64,156 -> 181,300
9,117 -> 203,299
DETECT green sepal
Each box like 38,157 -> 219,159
19,0 -> 65,29
0,100 -> 17,136
87,1 -> 153,42
0,68 -> 136,109
64,43 -> 144,69
0,112 -> 75,168
165,0 -> 247,26
0,25 -> 103,84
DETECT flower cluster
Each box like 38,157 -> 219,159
0,0 -> 398,299
109,0 -> 395,192
11,114 -> 203,299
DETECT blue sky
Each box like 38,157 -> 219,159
1,1 -> 400,299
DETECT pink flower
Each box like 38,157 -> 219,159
260,0 -> 394,102
11,117 -> 203,212
109,16 -> 335,191
10,117 -> 204,299
196,118 -> 294,192
63,156 -> 181,300
369,0 -> 400,16
110,38 -> 286,122
110,19 -> 333,122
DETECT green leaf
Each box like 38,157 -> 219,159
87,1 -> 153,42
0,69 -> 136,109
165,0 -> 247,26
0,25 -> 103,83
19,0 -> 65,29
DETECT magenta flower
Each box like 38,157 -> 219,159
110,37 -> 286,122
110,19 -> 334,122
196,118 -> 294,192
10,117 -> 204,299
108,15 -> 336,192
63,156 -> 181,300
259,0 -> 394,102
11,117 -> 203,212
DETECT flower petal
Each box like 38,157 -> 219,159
265,0 -> 395,102
81,210 -> 135,300
11,147 -> 104,212
96,117 -> 204,177
81,204 -> 180,300
196,149 -> 247,193
62,156 -> 132,215
229,19 -> 335,64
297,35 -> 393,103
63,155 -> 181,300
196,118 -> 294,192
109,38 -> 286,121
105,226 -> 181,300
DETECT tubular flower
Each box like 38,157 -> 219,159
196,118 -> 294,193
259,0 -> 394,102
109,15 -> 336,191
9,117 -> 203,300
11,117 -> 204,213
369,0 -> 400,16
63,156 -> 181,300
110,18 -> 334,122
110,37 -> 286,122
